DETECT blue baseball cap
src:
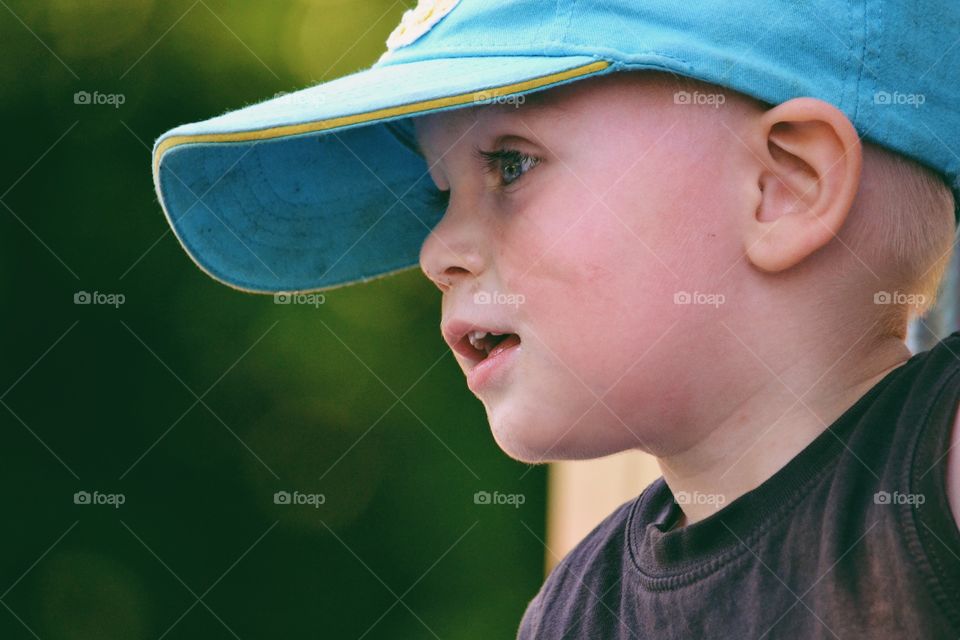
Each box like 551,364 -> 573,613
152,0 -> 960,294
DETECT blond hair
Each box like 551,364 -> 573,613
844,143 -> 956,339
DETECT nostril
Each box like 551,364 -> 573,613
431,266 -> 469,291
444,266 -> 470,279
421,264 -> 454,291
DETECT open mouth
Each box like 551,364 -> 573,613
462,331 -> 522,361
443,324 -> 523,392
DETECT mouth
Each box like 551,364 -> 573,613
467,330 -> 522,360
443,322 -> 523,367
443,321 -> 523,392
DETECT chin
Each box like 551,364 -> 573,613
485,402 -> 635,464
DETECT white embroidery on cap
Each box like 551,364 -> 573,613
385,0 -> 461,51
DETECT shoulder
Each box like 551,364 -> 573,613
517,491 -> 643,639
549,492 -> 637,582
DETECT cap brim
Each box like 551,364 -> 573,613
152,55 -> 612,294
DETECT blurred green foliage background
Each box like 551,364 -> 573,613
0,1 -> 548,638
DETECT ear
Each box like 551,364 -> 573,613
741,98 -> 862,272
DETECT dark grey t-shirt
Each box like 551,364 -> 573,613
518,333 -> 960,639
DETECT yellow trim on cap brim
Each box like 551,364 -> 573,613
152,59 -> 610,175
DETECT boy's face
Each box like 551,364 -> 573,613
415,73 -> 751,463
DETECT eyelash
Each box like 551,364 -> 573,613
425,147 -> 542,208
474,146 -> 542,190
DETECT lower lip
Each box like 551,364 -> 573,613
466,341 -> 521,393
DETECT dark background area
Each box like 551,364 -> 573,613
0,2 -> 548,638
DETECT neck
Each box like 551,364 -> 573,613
658,330 -> 911,527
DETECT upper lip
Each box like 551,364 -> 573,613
442,318 -> 518,366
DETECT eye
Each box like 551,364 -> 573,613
475,147 -> 542,188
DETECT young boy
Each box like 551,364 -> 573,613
152,1 -> 960,637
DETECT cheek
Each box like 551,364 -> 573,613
498,156 -> 736,395
497,185 -> 678,394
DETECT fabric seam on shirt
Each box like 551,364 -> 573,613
625,455 -> 843,591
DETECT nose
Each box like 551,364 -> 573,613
419,202 -> 487,292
